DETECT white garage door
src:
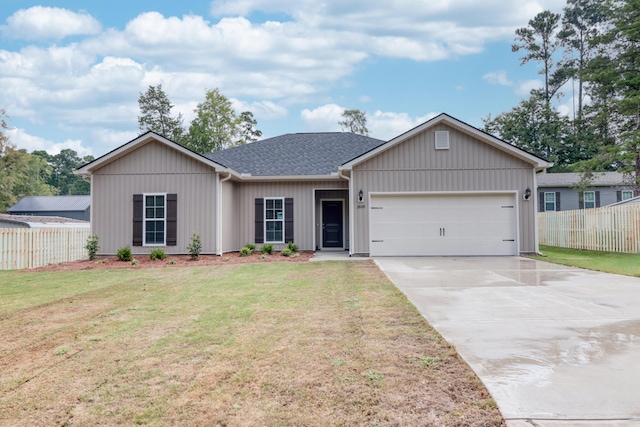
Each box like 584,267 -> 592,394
369,193 -> 517,256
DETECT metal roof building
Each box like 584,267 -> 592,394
7,195 -> 91,221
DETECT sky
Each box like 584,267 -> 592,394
0,0 -> 569,158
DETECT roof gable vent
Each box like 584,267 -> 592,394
435,131 -> 449,150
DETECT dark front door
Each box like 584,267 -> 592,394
322,200 -> 343,248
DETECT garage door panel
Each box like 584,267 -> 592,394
370,194 -> 517,256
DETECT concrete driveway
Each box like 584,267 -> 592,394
374,257 -> 640,427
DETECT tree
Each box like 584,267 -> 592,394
236,111 -> 262,145
483,91 -> 586,170
575,0 -> 640,191
0,108 -> 8,152
186,88 -> 241,153
338,109 -> 369,135
138,84 -> 185,143
33,149 -> 93,195
558,0 -> 608,121
512,11 -> 566,105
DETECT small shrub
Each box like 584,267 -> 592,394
222,256 -> 230,262
85,235 -> 99,260
281,248 -> 292,257
240,246 -> 252,257
245,243 -> 256,253
166,259 -> 177,265
260,244 -> 273,255
286,242 -> 299,253
131,258 -> 138,265
116,246 -> 132,262
149,248 -> 166,260
187,234 -> 202,259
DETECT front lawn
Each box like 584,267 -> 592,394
531,245 -> 640,277
0,261 -> 502,426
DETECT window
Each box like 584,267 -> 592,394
544,192 -> 556,211
265,198 -> 284,243
622,190 -> 634,201
583,191 -> 596,209
145,194 -> 165,245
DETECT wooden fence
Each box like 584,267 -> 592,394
0,228 -> 90,270
538,204 -> 640,253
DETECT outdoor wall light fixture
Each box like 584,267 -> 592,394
524,187 -> 531,201
358,189 -> 364,203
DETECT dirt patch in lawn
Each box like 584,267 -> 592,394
3,261 -> 504,426
30,251 -> 314,272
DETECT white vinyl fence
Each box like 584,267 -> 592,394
0,228 -> 90,270
538,204 -> 640,253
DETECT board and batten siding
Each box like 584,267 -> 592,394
92,141 -> 218,255
351,123 -> 537,255
233,180 -> 348,251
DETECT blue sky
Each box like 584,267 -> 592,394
0,0 -> 567,157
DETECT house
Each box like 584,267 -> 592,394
0,213 -> 89,229
7,195 -> 91,221
537,172 -> 634,212
75,113 -> 551,257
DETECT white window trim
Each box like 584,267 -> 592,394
143,193 -> 167,246
584,191 -> 596,209
622,190 -> 634,200
264,197 -> 285,244
544,192 -> 556,212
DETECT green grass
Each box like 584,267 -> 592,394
531,245 -> 640,277
0,262 -> 502,426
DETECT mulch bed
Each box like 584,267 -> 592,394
29,251 -> 314,272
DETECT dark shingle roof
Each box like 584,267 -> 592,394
538,172 -> 626,187
7,195 -> 91,213
205,133 -> 386,176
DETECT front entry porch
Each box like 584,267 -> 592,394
314,189 -> 349,251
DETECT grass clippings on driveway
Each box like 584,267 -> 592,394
532,245 -> 640,277
0,261 -> 503,426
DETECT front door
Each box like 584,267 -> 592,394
322,200 -> 343,248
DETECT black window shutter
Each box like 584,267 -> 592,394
255,198 -> 264,244
133,194 -> 143,246
595,191 -> 600,208
617,190 -> 622,202
284,198 -> 294,243
579,192 -> 584,209
539,192 -> 544,212
166,194 -> 177,246
555,192 -> 561,211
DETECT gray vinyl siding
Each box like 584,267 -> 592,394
538,187 -> 629,211
92,141 -> 218,255
352,123 -> 537,254
233,180 -> 348,251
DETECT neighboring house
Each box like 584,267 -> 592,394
0,213 -> 89,229
537,172 -> 634,212
7,195 -> 91,221
75,113 -> 551,257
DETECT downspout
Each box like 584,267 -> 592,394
217,171 -> 233,256
338,169 -> 353,257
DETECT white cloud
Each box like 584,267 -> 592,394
300,104 -> 344,131
2,6 -> 101,41
483,71 -> 512,86
231,99 -> 288,120
369,110 -> 439,140
515,79 -> 543,96
300,104 -> 438,139
8,128 -> 92,156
